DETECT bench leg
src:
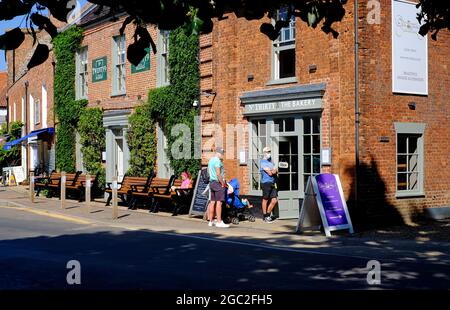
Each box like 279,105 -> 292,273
105,193 -> 112,206
150,200 -> 159,213
35,187 -> 41,197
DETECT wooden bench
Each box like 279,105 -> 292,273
35,170 -> 57,197
148,175 -> 179,213
106,173 -> 154,207
171,179 -> 196,215
46,172 -> 82,199
66,173 -> 99,202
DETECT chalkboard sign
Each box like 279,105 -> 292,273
189,170 -> 210,217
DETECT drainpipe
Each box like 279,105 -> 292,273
354,0 -> 360,207
24,81 -> 29,175
5,93 -> 9,132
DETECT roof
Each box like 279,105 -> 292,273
78,4 -> 126,28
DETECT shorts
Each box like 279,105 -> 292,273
210,180 -> 226,202
261,182 -> 277,200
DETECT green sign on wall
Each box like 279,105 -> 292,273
131,48 -> 151,74
92,56 -> 107,82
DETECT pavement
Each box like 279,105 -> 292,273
0,185 -> 450,289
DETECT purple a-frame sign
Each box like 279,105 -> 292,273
296,174 -> 354,237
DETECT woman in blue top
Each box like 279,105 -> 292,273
260,146 -> 278,223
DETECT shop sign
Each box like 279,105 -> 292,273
92,57 -> 107,82
244,98 -> 322,115
131,48 -> 151,73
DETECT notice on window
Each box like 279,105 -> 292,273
392,0 -> 428,95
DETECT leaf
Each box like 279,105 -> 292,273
120,15 -> 135,35
31,13 -> 58,38
0,27 -> 25,50
0,0 -> 34,21
127,41 -> 147,66
27,43 -> 49,70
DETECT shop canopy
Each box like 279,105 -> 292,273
3,127 -> 54,151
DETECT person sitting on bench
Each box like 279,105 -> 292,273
171,171 -> 192,195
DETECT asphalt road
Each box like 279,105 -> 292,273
0,207 -> 449,290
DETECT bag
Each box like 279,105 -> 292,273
200,168 -> 210,184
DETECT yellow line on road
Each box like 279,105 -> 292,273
0,205 -> 92,225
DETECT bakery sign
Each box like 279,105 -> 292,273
243,98 -> 322,115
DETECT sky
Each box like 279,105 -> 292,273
0,0 -> 88,72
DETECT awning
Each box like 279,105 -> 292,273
3,127 -> 55,151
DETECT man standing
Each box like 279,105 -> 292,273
206,147 -> 229,228
260,146 -> 278,223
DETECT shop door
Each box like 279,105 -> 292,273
273,135 -> 301,219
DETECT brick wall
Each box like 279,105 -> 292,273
200,1 -> 450,224
80,16 -> 158,110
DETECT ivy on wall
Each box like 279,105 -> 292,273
52,26 -> 85,172
127,104 -> 157,177
77,107 -> 106,190
0,121 -> 23,168
128,26 -> 201,178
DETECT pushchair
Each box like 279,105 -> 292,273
224,178 -> 256,224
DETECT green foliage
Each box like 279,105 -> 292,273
128,27 -> 201,178
78,108 -> 106,190
127,104 -> 157,177
0,121 -> 23,168
52,26 -> 84,172
147,27 -> 201,177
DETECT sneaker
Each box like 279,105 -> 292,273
263,216 -> 274,223
215,221 -> 230,228
208,220 -> 217,227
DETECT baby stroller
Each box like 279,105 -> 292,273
224,178 -> 256,225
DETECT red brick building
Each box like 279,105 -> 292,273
76,5 -> 172,184
5,29 -> 56,180
199,0 -> 449,224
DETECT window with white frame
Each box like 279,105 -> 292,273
272,7 -> 296,81
303,116 -> 321,189
157,30 -> 170,86
113,35 -> 126,95
76,46 -> 88,99
395,123 -> 425,196
34,98 -> 40,125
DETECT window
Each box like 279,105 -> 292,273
303,116 -> 321,189
34,98 -> 40,125
76,46 -> 88,99
272,7 -> 296,81
112,35 -> 126,95
157,30 -> 170,86
250,119 -> 267,191
395,123 -> 425,197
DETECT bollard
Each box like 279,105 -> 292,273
30,171 -> 35,203
61,171 -> 66,209
85,173 -> 91,213
112,176 -> 118,219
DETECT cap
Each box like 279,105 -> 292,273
216,146 -> 225,155
263,146 -> 271,153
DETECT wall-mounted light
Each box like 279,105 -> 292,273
408,102 -> 416,110
192,100 -> 199,108
247,74 -> 254,82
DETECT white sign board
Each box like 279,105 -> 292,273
12,166 -> 26,184
296,174 -> 354,237
392,0 -> 428,95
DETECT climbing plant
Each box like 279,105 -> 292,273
127,103 -> 157,177
147,26 -> 201,177
0,121 -> 23,168
52,25 -> 85,172
128,26 -> 200,177
77,107 -> 106,190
